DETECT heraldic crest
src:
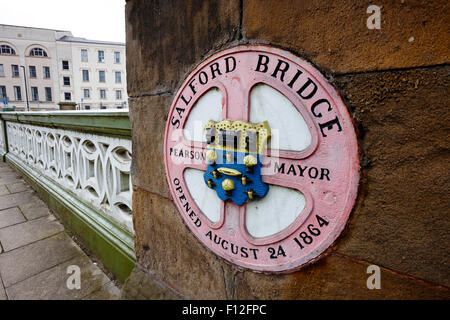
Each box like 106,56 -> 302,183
203,119 -> 271,206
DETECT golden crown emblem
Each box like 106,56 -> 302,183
204,120 -> 271,154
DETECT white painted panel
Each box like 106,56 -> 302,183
250,84 -> 311,151
184,168 -> 221,223
184,88 -> 222,142
246,185 -> 306,238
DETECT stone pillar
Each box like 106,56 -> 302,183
124,0 -> 449,299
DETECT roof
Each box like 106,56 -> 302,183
0,23 -> 70,33
57,35 -> 125,46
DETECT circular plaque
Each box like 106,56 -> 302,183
164,45 -> 359,272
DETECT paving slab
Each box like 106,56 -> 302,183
0,175 -> 23,186
82,281 -> 120,300
7,181 -> 29,194
0,170 -> 22,178
0,278 -> 6,300
0,190 -> 40,211
0,166 -> 12,172
19,199 -> 51,220
0,164 -> 18,189
0,185 -> 8,196
6,254 -> 110,300
0,207 -> 26,229
0,162 -> 121,299
0,169 -> 19,176
0,215 -> 64,252
0,232 -> 83,287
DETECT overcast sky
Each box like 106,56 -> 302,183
0,0 -> 126,43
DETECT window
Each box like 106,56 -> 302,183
0,64 -> 4,76
45,87 -> 52,101
82,69 -> 89,82
11,65 -> 19,77
98,50 -> 104,62
85,105 -> 90,110
100,105 -> 107,109
115,71 -> 121,83
63,76 -> 70,86
100,89 -> 106,99
29,48 -> 48,57
115,90 -> 122,100
81,49 -> 88,62
0,45 -> 16,55
29,66 -> 36,78
43,66 -> 50,79
62,60 -> 69,70
14,86 -> 22,101
98,70 -> 105,82
31,87 -> 39,101
0,86 -> 7,99
64,92 -> 71,101
114,51 -> 120,63
83,89 -> 90,98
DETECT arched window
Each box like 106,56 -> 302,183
29,47 -> 48,57
0,45 -> 16,55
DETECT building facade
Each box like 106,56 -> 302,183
0,24 -> 127,111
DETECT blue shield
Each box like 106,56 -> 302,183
203,120 -> 271,206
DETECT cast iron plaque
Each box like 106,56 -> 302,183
164,45 -> 359,272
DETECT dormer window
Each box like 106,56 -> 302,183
30,47 -> 48,57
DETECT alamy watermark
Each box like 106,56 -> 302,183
366,264 -> 381,289
66,265 -> 81,290
367,5 -> 381,29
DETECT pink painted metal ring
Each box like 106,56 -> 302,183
163,45 -> 359,273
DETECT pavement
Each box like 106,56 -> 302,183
0,161 -> 120,300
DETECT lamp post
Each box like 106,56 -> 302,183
20,65 -> 30,111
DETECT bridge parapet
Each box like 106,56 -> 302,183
0,110 -> 135,282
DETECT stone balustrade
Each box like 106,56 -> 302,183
0,110 -> 135,282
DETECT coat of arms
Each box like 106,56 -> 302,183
203,119 -> 271,205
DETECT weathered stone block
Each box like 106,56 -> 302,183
120,266 -> 178,300
126,0 -> 241,96
234,253 -> 450,299
125,0 -> 450,299
333,66 -> 450,286
133,188 -> 234,299
129,94 -> 172,199
243,0 -> 450,73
